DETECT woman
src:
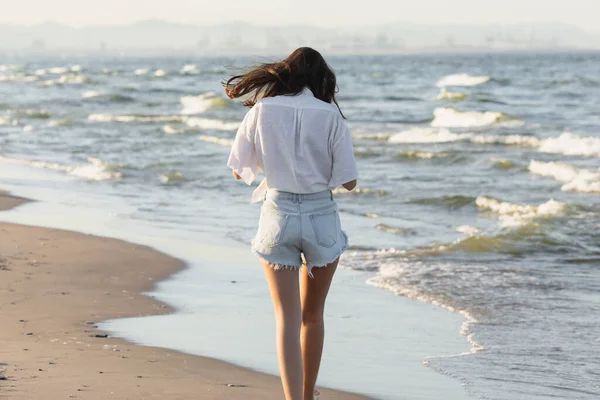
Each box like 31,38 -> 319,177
224,47 -> 358,400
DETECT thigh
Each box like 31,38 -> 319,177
300,258 -> 339,314
262,260 -> 302,317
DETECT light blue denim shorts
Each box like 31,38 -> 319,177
251,189 -> 349,277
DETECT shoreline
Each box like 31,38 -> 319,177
0,191 -> 371,399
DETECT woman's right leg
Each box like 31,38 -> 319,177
262,260 -> 303,400
300,258 -> 339,400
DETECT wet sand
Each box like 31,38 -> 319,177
0,191 -> 370,399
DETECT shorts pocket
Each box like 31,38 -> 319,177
310,209 -> 339,248
257,206 -> 290,248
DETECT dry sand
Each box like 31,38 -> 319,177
0,191 -> 370,400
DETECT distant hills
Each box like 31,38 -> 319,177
1,20 -> 599,56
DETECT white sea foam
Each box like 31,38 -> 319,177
471,134 -> 540,147
180,92 -> 231,115
160,172 -> 187,184
456,225 -> 481,236
436,89 -> 468,100
181,64 -> 199,74
436,73 -> 491,87
476,196 -> 566,227
198,135 -> 234,146
154,69 -> 168,77
134,68 -> 149,75
82,90 -> 103,99
389,127 -> 471,144
352,133 -> 391,141
0,117 -> 16,126
48,67 -> 69,74
397,151 -> 441,159
537,133 -> 600,158
0,64 -> 18,72
366,261 -> 484,356
0,156 -> 122,181
529,160 -> 600,194
186,117 -> 239,131
162,124 -> 185,134
89,114 -> 186,123
432,107 -> 518,128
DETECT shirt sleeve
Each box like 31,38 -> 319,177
329,118 -> 359,188
227,105 -> 260,185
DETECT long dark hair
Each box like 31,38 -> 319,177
223,47 -> 345,118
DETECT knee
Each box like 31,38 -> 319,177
302,309 -> 324,325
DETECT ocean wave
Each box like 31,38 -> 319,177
408,195 -> 476,209
181,64 -> 199,74
185,117 -> 239,131
352,133 -> 391,141
376,223 -> 416,235
471,134 -> 539,147
154,69 -> 168,77
198,135 -> 234,146
436,89 -> 468,101
0,156 -> 123,181
476,196 -> 566,227
431,107 -> 521,128
134,68 -> 149,75
364,261 -> 482,355
472,132 -> 600,158
537,133 -> 600,158
436,73 -> 491,88
9,109 -> 52,119
353,148 -> 381,159
332,187 -> 388,196
88,113 -> 239,131
82,90 -> 102,99
89,114 -> 187,123
160,172 -> 188,184
0,117 -> 17,125
491,158 -> 519,170
162,124 -> 185,134
180,92 -> 232,115
389,127 -> 471,143
529,160 -> 600,194
37,74 -> 89,87
396,151 -> 444,160
48,119 -> 72,127
456,225 -> 481,236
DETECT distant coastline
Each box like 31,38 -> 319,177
1,19 -> 599,57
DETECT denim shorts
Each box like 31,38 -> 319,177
251,189 -> 349,277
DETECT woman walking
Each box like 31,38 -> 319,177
224,47 -> 358,400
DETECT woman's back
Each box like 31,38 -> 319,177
228,87 -> 357,202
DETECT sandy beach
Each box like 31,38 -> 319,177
0,191 -> 370,400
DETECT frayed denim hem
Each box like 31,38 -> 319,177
251,246 -> 303,271
251,231 -> 349,279
305,231 -> 349,278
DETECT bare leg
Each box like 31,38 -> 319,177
300,259 -> 339,400
262,261 -> 303,400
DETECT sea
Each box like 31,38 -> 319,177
1,52 -> 599,400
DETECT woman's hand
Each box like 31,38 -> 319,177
342,179 -> 357,191
233,171 -> 242,180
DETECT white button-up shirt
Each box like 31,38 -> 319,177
227,87 -> 358,203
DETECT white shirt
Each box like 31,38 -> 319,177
227,87 -> 358,203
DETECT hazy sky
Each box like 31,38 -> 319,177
4,0 -> 600,32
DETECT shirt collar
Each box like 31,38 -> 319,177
299,86 -> 314,97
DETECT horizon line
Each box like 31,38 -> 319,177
1,18 -> 598,33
